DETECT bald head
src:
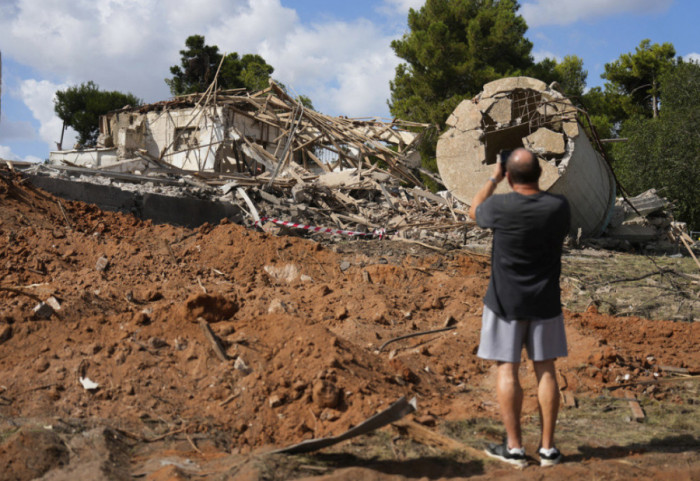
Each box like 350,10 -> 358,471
506,148 -> 541,185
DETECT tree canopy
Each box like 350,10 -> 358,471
389,0 -> 534,128
601,39 -> 676,119
54,81 -> 141,148
166,35 -> 275,95
611,60 -> 700,229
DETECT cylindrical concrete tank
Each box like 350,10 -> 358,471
436,77 -> 616,237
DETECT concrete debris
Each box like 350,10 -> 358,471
95,255 -> 110,272
18,82 -> 480,247
33,296 -> 61,319
79,376 -> 100,390
594,189 -> 691,252
49,81 -> 427,187
437,76 -> 616,237
18,158 -> 471,248
234,357 -> 252,375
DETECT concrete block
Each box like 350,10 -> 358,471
445,100 -> 482,131
482,77 -> 547,98
523,128 -> 566,155
486,98 -> 512,125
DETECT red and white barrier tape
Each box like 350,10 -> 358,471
254,216 -> 386,239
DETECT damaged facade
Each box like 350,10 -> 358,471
49,82 -> 427,187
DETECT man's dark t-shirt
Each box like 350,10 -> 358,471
476,191 -> 570,320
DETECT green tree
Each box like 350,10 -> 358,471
166,35 -> 275,95
602,39 -> 676,118
54,81 -> 140,148
389,0 -> 533,129
553,55 -> 587,99
525,54 -> 587,101
612,60 -> 700,229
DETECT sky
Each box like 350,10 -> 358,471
0,0 -> 698,162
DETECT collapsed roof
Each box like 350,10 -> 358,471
51,82 -> 429,188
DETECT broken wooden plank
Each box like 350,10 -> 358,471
561,391 -> 577,408
392,419 -> 490,460
626,395 -> 645,421
236,187 -> 260,223
197,317 -> 228,362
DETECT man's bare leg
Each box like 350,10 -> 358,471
496,361 -> 523,449
533,359 -> 559,449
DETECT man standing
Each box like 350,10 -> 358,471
468,148 -> 570,468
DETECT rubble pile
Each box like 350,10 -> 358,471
22,160 -> 473,247
599,189 -> 692,252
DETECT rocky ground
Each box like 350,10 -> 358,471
0,168 -> 698,480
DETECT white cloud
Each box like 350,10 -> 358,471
0,0 -> 404,119
684,53 -> 700,64
19,79 -> 77,150
521,0 -> 673,27
0,145 -> 22,161
0,144 -> 42,163
382,0 -> 425,16
532,50 -> 561,63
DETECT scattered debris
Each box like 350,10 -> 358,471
79,377 -> 99,391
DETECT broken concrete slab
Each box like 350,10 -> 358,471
481,76 -> 547,99
446,99 -> 483,131
486,97 -> 513,125
524,127 -> 566,155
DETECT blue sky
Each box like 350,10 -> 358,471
0,0 -> 698,162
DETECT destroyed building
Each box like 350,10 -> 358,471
437,76 -> 616,237
49,82 -> 426,186
37,78 -> 693,253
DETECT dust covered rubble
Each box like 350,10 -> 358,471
588,189 -> 693,253
21,161 -> 472,248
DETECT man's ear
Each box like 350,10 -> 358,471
506,171 -> 513,188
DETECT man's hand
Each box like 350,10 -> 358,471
492,162 -> 505,183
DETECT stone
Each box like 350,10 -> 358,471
234,357 -> 252,374
339,261 -> 351,272
264,264 -> 300,283
95,255 -> 110,272
268,298 -> 287,314
523,127 -> 566,155
33,302 -> 54,319
269,394 -> 284,408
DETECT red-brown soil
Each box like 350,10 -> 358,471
0,170 -> 698,480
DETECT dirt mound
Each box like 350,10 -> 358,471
0,168 -> 698,480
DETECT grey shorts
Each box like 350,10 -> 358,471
477,305 -> 568,363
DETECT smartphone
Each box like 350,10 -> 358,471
499,149 -> 512,169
